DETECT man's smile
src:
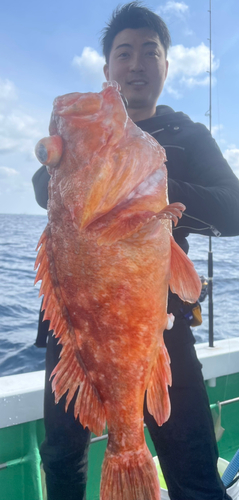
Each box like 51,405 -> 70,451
104,28 -> 168,121
128,80 -> 148,86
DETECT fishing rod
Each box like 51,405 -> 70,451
207,0 -> 214,348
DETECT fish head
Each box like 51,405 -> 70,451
35,82 -> 127,164
35,81 -> 128,172
35,81 -> 167,231
34,82 -> 130,222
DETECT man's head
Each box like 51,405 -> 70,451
102,3 -> 171,121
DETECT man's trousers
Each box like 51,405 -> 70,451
40,326 -> 231,500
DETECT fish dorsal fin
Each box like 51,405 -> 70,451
34,226 -> 106,436
146,343 -> 172,426
169,235 -> 202,303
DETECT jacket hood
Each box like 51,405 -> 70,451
135,105 -> 192,134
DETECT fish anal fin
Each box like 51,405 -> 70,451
34,226 -> 106,436
147,343 -> 172,426
100,444 -> 160,500
169,235 -> 202,303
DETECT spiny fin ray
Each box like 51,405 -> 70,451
169,235 -> 202,303
100,444 -> 160,500
34,225 -> 106,436
147,343 -> 172,426
97,202 -> 185,246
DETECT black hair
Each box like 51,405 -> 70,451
101,2 -> 171,63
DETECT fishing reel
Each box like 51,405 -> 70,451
199,275 -> 208,303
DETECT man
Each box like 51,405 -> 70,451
33,3 -> 239,499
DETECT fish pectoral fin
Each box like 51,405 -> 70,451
97,202 -> 186,246
35,226 -> 106,437
169,235 -> 202,303
147,343 -> 172,426
156,202 -> 185,225
97,210 -> 155,246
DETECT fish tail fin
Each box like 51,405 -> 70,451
100,444 -> 160,500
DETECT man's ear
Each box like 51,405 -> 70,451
165,60 -> 169,81
103,64 -> 109,81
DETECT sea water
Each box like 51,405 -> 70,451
0,213 -> 239,377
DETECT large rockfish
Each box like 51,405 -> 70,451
34,81 -> 201,500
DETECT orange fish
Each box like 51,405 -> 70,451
34,81 -> 201,500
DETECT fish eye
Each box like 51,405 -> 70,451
35,135 -> 63,167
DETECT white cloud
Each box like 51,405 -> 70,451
156,1 -> 189,17
167,43 -> 219,79
166,85 -> 183,99
156,1 -> 192,37
0,164 -> 33,201
0,166 -> 19,178
211,124 -> 223,135
0,78 -> 42,158
165,43 -> 219,96
0,112 -> 40,156
0,78 -> 47,214
223,148 -> 239,177
0,165 -> 22,198
180,75 -> 210,88
211,124 -> 224,139
0,78 -> 18,111
72,47 -> 105,89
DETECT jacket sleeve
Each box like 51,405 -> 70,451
32,165 -> 50,210
168,123 -> 239,237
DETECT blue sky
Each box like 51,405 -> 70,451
1,0 -> 239,215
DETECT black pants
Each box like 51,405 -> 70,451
40,325 -> 231,500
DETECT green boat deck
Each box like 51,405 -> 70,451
0,339 -> 239,500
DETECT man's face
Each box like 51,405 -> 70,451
104,28 -> 168,120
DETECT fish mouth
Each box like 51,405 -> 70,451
53,83 -> 125,118
53,92 -> 103,117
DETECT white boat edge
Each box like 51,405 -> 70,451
0,337 -> 239,430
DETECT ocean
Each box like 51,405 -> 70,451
0,213 -> 239,377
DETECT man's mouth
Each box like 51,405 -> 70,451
128,80 -> 147,86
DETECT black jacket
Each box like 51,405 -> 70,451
32,104 -> 239,348
138,106 -> 239,238
32,104 -> 239,252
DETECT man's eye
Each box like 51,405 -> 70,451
146,51 -> 158,57
118,52 -> 129,58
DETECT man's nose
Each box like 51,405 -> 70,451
129,54 -> 145,71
